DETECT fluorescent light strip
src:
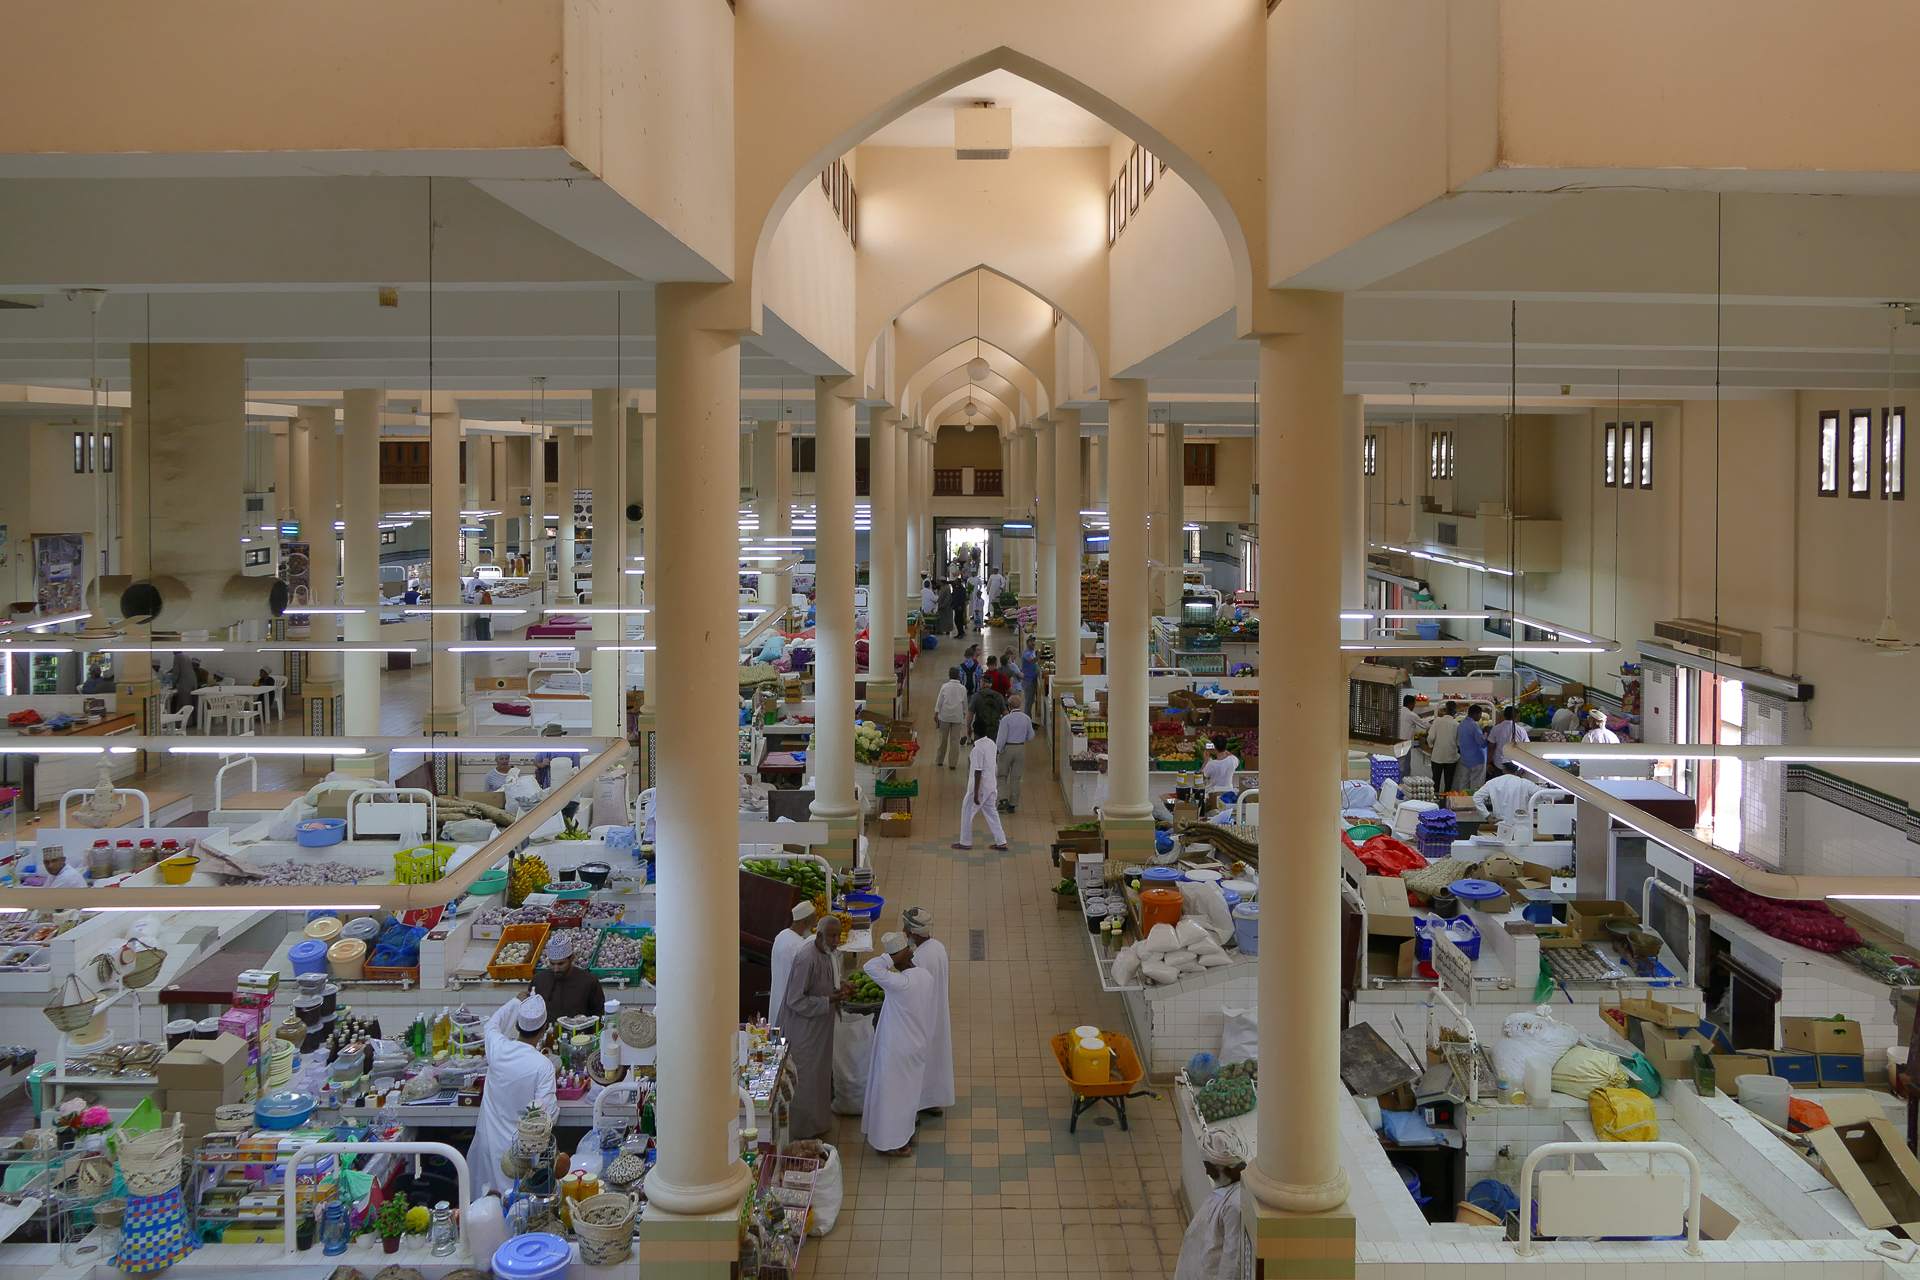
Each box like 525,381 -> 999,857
402,608 -> 529,616
169,745 -> 367,756
594,646 -> 656,652
1475,645 -> 1605,654
447,646 -> 576,654
259,646 -> 420,654
87,904 -> 382,913
1767,754 -> 1920,764
283,608 -> 368,615
22,612 -> 92,630
103,647 -> 223,654
545,607 -> 649,615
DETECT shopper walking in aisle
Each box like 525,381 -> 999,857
934,667 -> 970,768
484,753 -> 515,791
1582,708 -> 1621,744
983,653 -> 1012,697
1427,701 -> 1463,794
1487,704 -> 1530,772
861,932 -> 938,1156
470,993 -> 558,1196
958,646 -> 981,699
968,575 -> 987,633
954,723 -> 1009,850
776,914 -> 850,1140
1020,641 -> 1040,715
1473,762 -> 1540,824
767,901 -> 816,1023
1551,696 -> 1583,734
988,564 -> 1006,603
901,907 -> 954,1115
969,674 -> 1006,746
947,578 -> 968,637
996,693 -> 1036,812
1458,705 -> 1490,792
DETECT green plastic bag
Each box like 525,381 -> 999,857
1621,1051 -> 1664,1097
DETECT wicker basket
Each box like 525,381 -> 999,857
617,1006 -> 657,1050
120,942 -> 166,990
213,1103 -> 253,1131
119,1157 -> 181,1198
43,973 -> 99,1033
572,1193 -> 637,1267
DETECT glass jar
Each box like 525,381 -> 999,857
321,1203 -> 349,1256
429,1201 -> 457,1256
112,840 -> 136,876
88,840 -> 113,878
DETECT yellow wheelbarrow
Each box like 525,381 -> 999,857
1049,1031 -> 1159,1133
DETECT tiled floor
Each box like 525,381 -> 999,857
800,628 -> 1192,1278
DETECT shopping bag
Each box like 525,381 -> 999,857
830,1009 -> 875,1115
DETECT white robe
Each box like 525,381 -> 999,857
769,927 -> 806,1025
468,997 -> 558,1197
859,955 -> 937,1151
913,937 -> 956,1111
45,865 -> 88,889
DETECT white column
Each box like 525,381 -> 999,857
867,407 -> 897,695
1166,421 -> 1186,608
428,400 -> 463,733
591,388 -> 624,738
632,409 -> 656,712
556,424 -> 577,602
752,421 -> 777,602
1035,419 -> 1056,649
1105,381 -> 1151,821
298,405 -> 342,687
903,427 -> 921,620
895,414 -> 912,630
527,429 -> 547,590
1341,394 -> 1367,637
919,430 -> 934,582
342,389 -> 384,744
1052,410 -> 1083,699
645,285 -> 753,1217
811,378 -> 859,828
1243,293 -> 1352,1216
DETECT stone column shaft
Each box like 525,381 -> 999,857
1104,381 -> 1152,831
592,388 -> 624,739
342,389 -> 384,753
811,379 -> 859,865
1052,411 -> 1083,702
865,408 -> 897,714
427,406 -> 462,731
1035,420 -> 1056,650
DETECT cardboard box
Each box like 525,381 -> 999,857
1397,937 -> 1418,980
1533,924 -> 1583,949
1818,1054 -> 1869,1086
1711,1053 -> 1773,1091
1641,1024 -> 1717,1081
163,1079 -> 251,1113
1697,1194 -> 1740,1242
876,812 -> 913,839
1819,1093 -> 1893,1127
1621,995 -> 1706,1031
1565,900 -> 1640,941
175,1111 -> 221,1143
1747,1048 -> 1820,1085
1807,1117 -> 1920,1230
1783,1017 -> 1866,1056
155,1034 -> 249,1091
1360,876 -> 1417,938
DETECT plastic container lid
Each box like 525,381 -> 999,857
327,938 -> 367,962
1141,867 -> 1182,884
1073,1025 -> 1100,1040
1077,1037 -> 1105,1052
287,938 -> 329,972
1221,879 -> 1257,898
342,916 -> 382,942
1231,901 -> 1260,919
1446,879 -> 1506,902
1183,869 -> 1223,884
492,1232 -> 574,1280
303,918 -> 342,943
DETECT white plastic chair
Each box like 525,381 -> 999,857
204,694 -> 259,736
157,707 -> 194,736
264,676 -> 287,722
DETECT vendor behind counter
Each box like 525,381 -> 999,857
530,932 -> 606,1019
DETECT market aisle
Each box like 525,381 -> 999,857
805,628 -> 1189,1279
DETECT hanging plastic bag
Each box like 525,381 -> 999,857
807,1142 -> 844,1236
1220,1008 -> 1258,1065
1491,1005 -> 1582,1092
830,1009 -> 874,1115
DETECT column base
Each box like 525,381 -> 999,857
632,710 -> 657,792
637,1195 -> 750,1280
423,707 -> 465,735
1101,815 -> 1156,865
334,753 -> 389,783
810,811 -> 860,869
297,679 -> 343,738
1239,1184 -> 1355,1279
863,673 -> 898,719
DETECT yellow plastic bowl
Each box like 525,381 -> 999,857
158,856 -> 198,885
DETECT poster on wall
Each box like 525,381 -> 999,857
0,524 -> 11,568
34,534 -> 84,615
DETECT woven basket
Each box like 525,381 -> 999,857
120,1159 -> 181,1197
213,1104 -> 253,1131
120,942 -> 166,990
617,1006 -> 657,1050
43,973 -> 99,1033
120,1125 -> 184,1166
572,1193 -> 636,1267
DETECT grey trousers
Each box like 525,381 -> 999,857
997,741 -> 1028,807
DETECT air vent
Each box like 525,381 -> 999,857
955,106 -> 1012,160
1653,617 -> 1763,666
1436,522 -> 1458,546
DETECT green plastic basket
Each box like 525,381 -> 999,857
588,925 -> 653,983
874,778 -> 919,798
393,843 -> 453,885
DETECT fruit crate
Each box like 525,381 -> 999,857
588,925 -> 652,982
876,812 -> 913,839
486,923 -> 550,982
873,778 -> 919,798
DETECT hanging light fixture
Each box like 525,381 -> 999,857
963,269 -> 984,428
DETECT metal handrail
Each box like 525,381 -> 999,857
281,1140 -> 470,1257
213,755 -> 257,812
58,788 -> 150,829
1642,873 -> 1697,980
1233,787 -> 1260,826
1515,1140 -> 1702,1256
346,785 -> 438,842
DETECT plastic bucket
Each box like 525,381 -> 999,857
1140,888 -> 1184,934
1735,1074 -> 1790,1129
1221,878 -> 1257,902
493,1232 -> 573,1280
303,917 -> 342,944
1069,1036 -> 1109,1085
1232,902 -> 1259,955
326,938 -> 367,981
288,938 -> 329,976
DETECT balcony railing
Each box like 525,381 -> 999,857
933,469 -> 964,496
973,468 -> 1003,496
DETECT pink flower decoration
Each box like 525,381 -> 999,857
80,1106 -> 110,1127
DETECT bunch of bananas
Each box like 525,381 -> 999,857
507,854 -> 552,907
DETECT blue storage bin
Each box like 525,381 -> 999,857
493,1233 -> 572,1280
1414,916 -> 1481,962
295,818 -> 346,848
288,938 -> 329,976
1231,901 -> 1259,955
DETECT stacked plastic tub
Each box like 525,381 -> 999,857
1369,754 -> 1403,788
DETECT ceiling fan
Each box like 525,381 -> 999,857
1778,304 -> 1914,656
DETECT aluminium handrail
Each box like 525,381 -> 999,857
1427,985 -> 1481,1102
1515,1140 -> 1702,1256
346,785 -> 438,842
281,1141 -> 470,1257
213,754 -> 257,813
1641,872 -> 1697,980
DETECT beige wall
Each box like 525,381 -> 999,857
1183,438 -> 1254,525
1108,165 -> 1236,376
761,178 -> 857,373
933,426 -> 1005,471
